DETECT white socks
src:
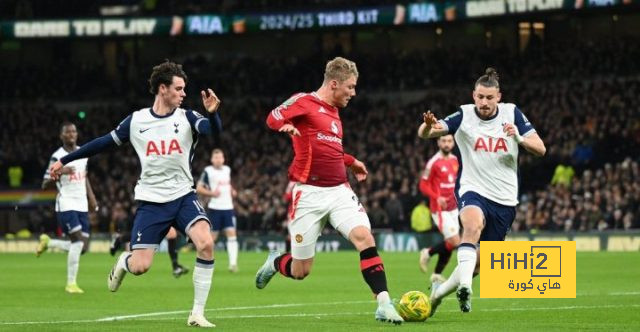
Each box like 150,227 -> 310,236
192,259 -> 214,316
67,241 -> 84,284
457,243 -> 477,288
376,291 -> 391,306
434,266 -> 460,299
117,251 -> 132,273
49,239 -> 71,251
227,237 -> 238,267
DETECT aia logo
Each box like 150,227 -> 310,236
68,172 -> 86,182
146,139 -> 183,156
330,121 -> 339,134
474,137 -> 508,153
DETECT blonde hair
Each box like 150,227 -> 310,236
324,57 -> 358,83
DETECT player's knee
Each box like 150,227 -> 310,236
291,261 -> 312,280
292,269 -> 310,280
463,222 -> 483,237
129,261 -> 151,275
447,236 -> 461,248
194,236 -> 214,253
349,227 -> 374,249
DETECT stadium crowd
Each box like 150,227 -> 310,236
1,36 -> 639,235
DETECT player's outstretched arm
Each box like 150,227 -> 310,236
418,111 -> 447,139
48,134 -> 117,180
42,164 -> 74,189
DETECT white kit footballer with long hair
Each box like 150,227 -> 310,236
440,103 -> 536,206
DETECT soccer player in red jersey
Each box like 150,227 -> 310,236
417,135 -> 461,286
255,57 -> 403,325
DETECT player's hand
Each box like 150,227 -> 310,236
201,88 -> 221,113
503,123 -> 523,143
48,161 -> 64,180
503,123 -> 517,137
437,197 -> 447,209
279,124 -> 300,136
350,159 -> 368,182
423,111 -> 438,127
423,111 -> 443,131
211,187 -> 221,197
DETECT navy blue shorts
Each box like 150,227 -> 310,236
130,192 -> 210,250
207,209 -> 236,232
57,211 -> 90,237
458,191 -> 516,241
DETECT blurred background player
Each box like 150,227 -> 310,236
166,227 -> 190,277
255,57 -> 403,325
196,148 -> 239,273
37,122 -> 98,294
417,134 -> 460,285
418,68 -> 546,315
109,202 -> 132,255
48,60 -> 222,327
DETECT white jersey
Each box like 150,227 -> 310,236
199,165 -> 234,210
111,108 -> 206,203
44,147 -> 88,212
440,103 -> 536,206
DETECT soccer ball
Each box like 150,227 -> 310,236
397,290 -> 431,322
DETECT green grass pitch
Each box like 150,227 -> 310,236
1,251 -> 638,331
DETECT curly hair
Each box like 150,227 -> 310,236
148,60 -> 188,95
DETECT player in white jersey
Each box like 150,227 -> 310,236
418,68 -> 546,315
49,61 -> 222,327
37,122 -> 98,294
196,149 -> 239,272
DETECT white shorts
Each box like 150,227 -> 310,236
432,209 -> 460,240
288,182 -> 370,259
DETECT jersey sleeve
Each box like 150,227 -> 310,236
343,153 -> 355,167
110,115 -> 132,146
514,107 -> 536,137
198,169 -> 209,186
43,153 -> 57,180
266,93 -> 308,130
440,109 -> 463,134
422,163 -> 433,180
186,110 -> 222,135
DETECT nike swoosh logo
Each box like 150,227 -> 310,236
139,128 -> 151,133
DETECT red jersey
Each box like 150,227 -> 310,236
419,151 -> 459,212
267,92 -> 354,187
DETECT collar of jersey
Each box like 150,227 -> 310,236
473,106 -> 499,121
310,92 -> 337,111
149,107 -> 176,118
